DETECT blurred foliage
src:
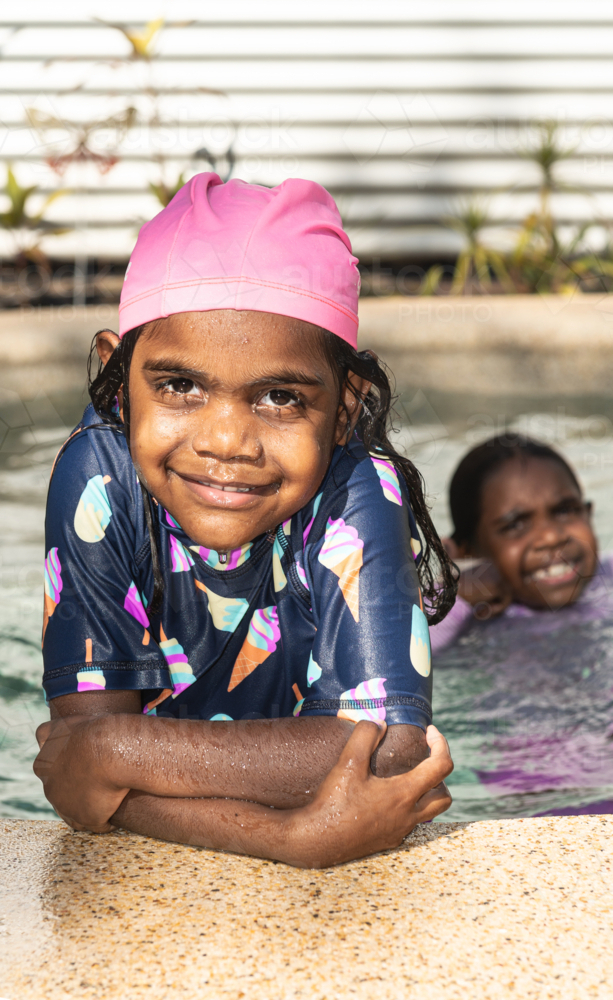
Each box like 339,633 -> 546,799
27,107 -> 137,176
150,147 -> 235,208
430,120 -> 613,296
443,200 -> 514,295
0,166 -> 68,265
149,173 -> 187,208
103,17 -> 165,60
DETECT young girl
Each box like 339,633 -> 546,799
34,173 -> 455,868
430,434 -> 613,818
430,435 -> 601,653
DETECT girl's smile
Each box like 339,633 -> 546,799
473,456 -> 597,609
100,309 -> 367,553
173,471 -> 280,508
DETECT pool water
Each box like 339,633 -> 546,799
2,386 -> 613,821
401,395 -> 613,821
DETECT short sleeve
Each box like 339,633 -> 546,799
42,423 -> 168,701
299,449 -> 432,730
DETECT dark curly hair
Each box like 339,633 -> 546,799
449,434 -> 582,547
88,322 -> 458,623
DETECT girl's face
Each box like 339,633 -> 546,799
106,311 -> 366,552
470,456 -> 597,610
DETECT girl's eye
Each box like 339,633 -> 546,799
554,501 -> 584,519
500,517 -> 527,536
258,389 -> 300,409
159,378 -> 202,401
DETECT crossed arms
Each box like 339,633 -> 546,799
34,691 -> 453,869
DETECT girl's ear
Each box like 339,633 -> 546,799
96,329 -> 121,365
335,373 -> 372,445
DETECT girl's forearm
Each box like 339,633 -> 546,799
109,721 -> 449,870
110,790 -> 312,866
92,714 -> 355,809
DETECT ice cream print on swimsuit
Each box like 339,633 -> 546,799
40,173 -> 441,747
337,677 -> 388,723
77,638 -> 106,691
169,534 -> 195,573
42,547 -> 62,644
124,581 -> 151,645
228,606 -> 281,691
410,604 -> 431,677
306,652 -> 322,687
159,625 -> 196,696
74,474 -> 112,543
43,411 -> 433,733
124,582 -> 149,628
77,669 -> 107,691
370,453 -> 402,506
190,543 -> 252,572
272,520 -> 291,592
318,517 -> 364,621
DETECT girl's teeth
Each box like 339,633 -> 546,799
203,483 -> 253,493
533,562 -> 575,581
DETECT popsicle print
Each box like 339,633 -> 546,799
194,579 -> 249,632
77,638 -> 106,691
159,624 -> 196,697
410,604 -> 431,677
74,474 -> 112,543
306,652 -> 322,687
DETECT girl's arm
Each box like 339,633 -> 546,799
35,719 -> 452,869
35,707 -> 431,822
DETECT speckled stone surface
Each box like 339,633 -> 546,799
0,817 -> 610,999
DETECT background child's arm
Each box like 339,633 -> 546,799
36,719 -> 452,868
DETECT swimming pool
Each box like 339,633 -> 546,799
3,386 -> 613,820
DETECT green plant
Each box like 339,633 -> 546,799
522,120 -> 577,225
149,173 -> 187,208
0,166 -> 68,263
444,199 -> 514,294
418,264 -> 445,295
425,119 -> 613,297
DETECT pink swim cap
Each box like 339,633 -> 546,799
119,172 -> 360,347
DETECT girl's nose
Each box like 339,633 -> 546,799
534,516 -> 568,550
191,400 -> 262,463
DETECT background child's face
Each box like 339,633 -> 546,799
125,311 -> 364,552
470,456 -> 597,610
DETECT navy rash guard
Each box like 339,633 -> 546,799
42,405 -> 432,727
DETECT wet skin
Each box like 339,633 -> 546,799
465,456 -> 598,610
35,310 -> 453,867
110,310 -> 367,553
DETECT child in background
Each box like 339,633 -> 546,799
430,435 -> 603,653
34,173 -> 455,868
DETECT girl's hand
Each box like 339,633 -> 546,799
34,716 -> 131,833
456,560 -> 512,619
284,721 -> 453,869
